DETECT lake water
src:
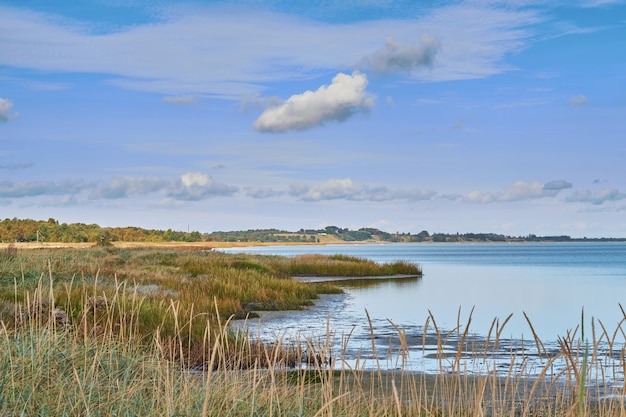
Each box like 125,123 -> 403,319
221,242 -> 626,386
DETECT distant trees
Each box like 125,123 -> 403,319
410,230 -> 430,242
0,218 -> 206,244
431,233 -> 447,242
2,218 -> 614,244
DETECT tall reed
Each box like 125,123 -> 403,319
2,276 -> 626,416
1,248 -> 625,416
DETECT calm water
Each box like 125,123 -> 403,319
222,242 -> 626,383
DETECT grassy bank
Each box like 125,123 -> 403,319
2,283 -> 625,416
1,245 -> 625,416
0,245 -> 420,365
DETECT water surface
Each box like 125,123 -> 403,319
223,242 -> 626,384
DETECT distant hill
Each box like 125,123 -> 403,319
1,217 -> 624,244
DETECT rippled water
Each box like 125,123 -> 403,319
222,242 -> 626,387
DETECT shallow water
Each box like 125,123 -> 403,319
223,242 -> 626,388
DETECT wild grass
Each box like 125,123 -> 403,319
0,247 -> 419,366
280,253 -> 421,277
1,247 -> 624,416
1,276 -> 625,416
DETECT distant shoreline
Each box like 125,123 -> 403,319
0,240 -> 366,250
2,239 -> 626,251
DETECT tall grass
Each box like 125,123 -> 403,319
2,277 -> 625,416
1,247 -> 625,416
281,254 -> 421,277
0,247 -> 419,366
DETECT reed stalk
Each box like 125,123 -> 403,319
0,247 -> 625,415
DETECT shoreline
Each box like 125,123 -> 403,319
0,239 -> 376,251
291,274 -> 422,283
3,239 -> 624,252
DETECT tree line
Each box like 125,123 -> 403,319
1,218 -> 624,244
0,218 -> 202,243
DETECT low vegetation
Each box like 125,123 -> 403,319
1,282 -> 625,415
1,244 -> 625,415
0,245 -> 420,366
286,254 -> 421,277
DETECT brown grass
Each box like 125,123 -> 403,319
1,245 -> 624,416
2,281 -> 625,416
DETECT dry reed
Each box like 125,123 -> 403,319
0,249 -> 625,416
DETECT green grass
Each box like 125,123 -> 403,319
1,284 -> 625,416
1,245 -> 625,416
281,254 -> 421,277
0,246 -> 420,367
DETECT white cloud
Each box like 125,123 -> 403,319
465,189 -> 496,203
89,176 -> 169,199
253,71 -> 374,132
569,94 -> 588,106
0,98 -> 15,122
0,3 -> 541,96
465,180 -> 572,203
565,188 -> 626,205
288,178 -> 436,202
499,181 -> 551,201
167,172 -> 238,201
358,35 -> 439,75
246,186 -> 285,199
0,173 -> 238,202
408,3 -> 539,81
290,178 -> 364,201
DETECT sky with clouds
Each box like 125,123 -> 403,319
1,0 -> 625,237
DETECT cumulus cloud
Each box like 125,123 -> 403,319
89,176 -> 169,199
565,188 -> 626,205
358,35 -> 440,75
465,180 -> 572,203
288,178 -> 436,202
465,190 -> 495,204
253,72 -> 374,133
162,95 -> 198,105
1,172 -> 238,203
167,172 -> 238,201
499,181 -> 554,201
0,98 -> 15,122
245,186 -> 285,199
289,179 -> 363,201
569,94 -> 588,106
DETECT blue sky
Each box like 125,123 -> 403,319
1,0 -> 625,237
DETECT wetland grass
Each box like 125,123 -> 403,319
283,253 -> 421,277
1,245 -> 625,416
0,246 -> 419,365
